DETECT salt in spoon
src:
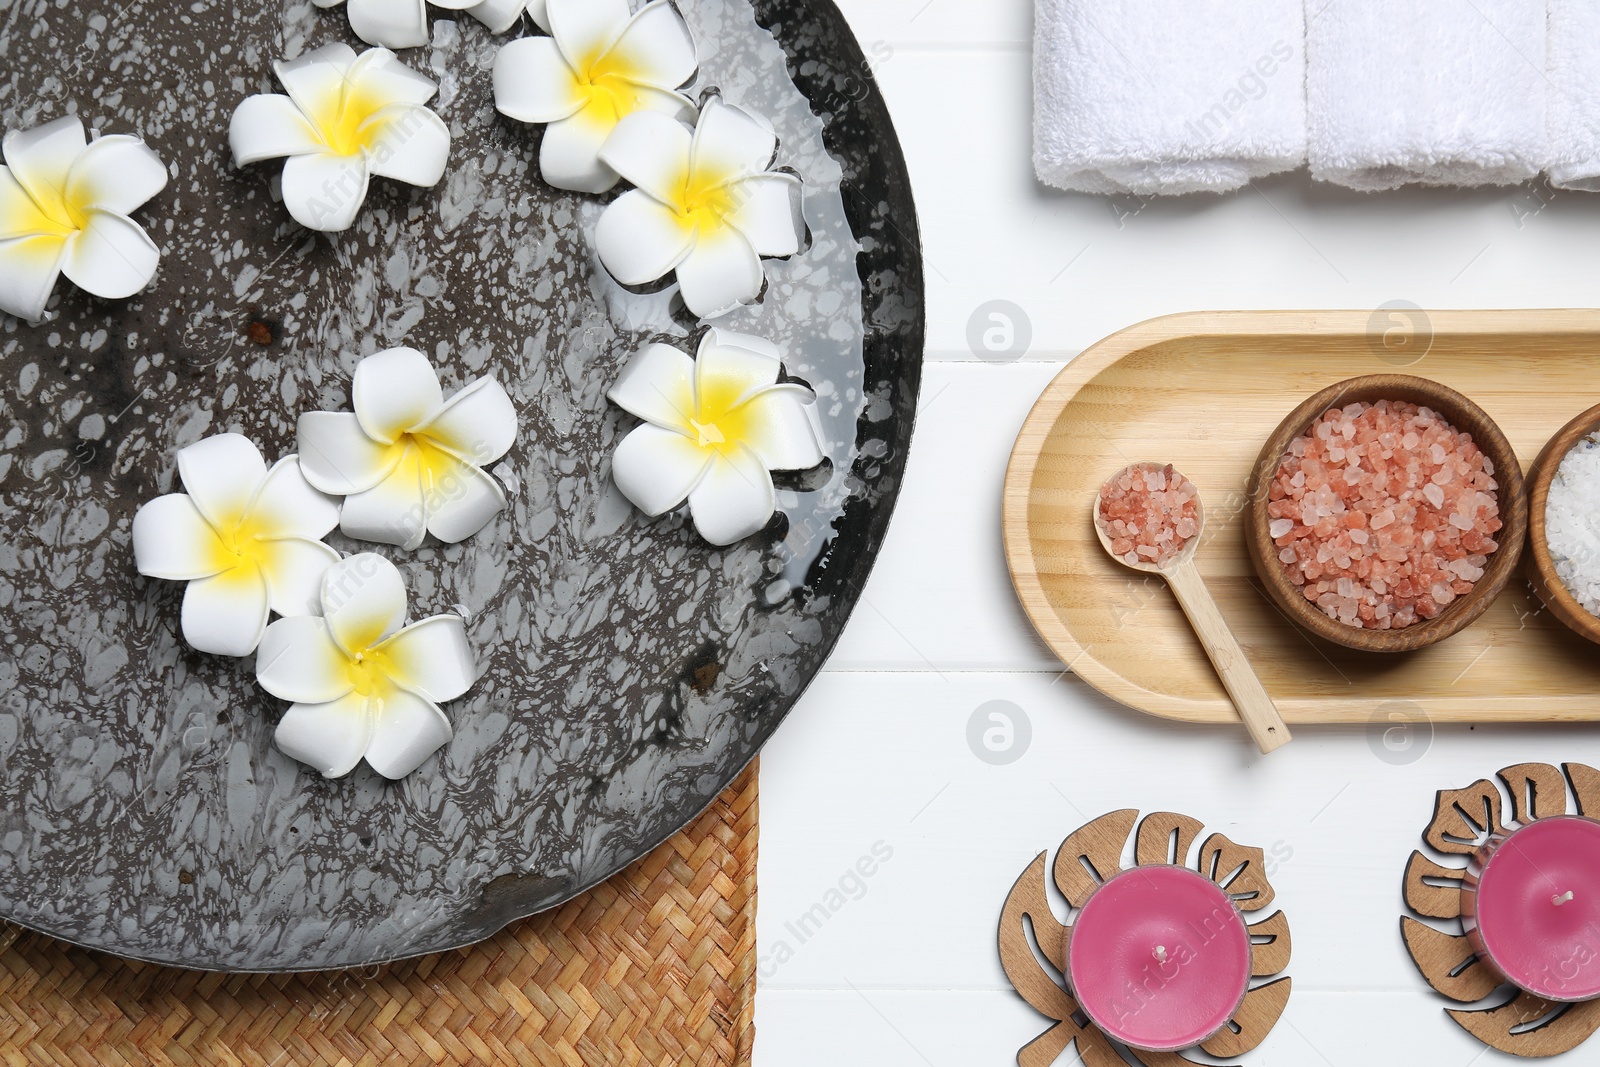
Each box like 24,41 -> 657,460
1093,464 -> 1291,754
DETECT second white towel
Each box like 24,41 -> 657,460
1307,0 -> 1546,191
1548,1 -> 1600,191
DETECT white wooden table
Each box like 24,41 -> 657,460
755,2 -> 1600,1063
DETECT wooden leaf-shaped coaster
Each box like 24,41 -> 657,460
1400,762 -> 1600,1058
998,810 -> 1291,1066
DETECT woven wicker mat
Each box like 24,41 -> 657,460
0,762 -> 758,1067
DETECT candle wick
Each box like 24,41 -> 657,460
1554,891 -> 1576,907
1153,945 -> 1168,964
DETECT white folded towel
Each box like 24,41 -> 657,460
1306,0 -> 1546,191
1033,0 -> 1306,196
1547,1 -> 1600,190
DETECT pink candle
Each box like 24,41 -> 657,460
1064,865 -> 1251,1051
1463,815 -> 1600,1002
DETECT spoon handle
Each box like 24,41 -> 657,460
1164,560 -> 1292,754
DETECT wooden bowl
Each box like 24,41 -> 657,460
1244,374 -> 1527,653
1525,402 -> 1600,646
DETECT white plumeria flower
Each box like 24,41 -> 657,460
297,347 -> 518,550
229,44 -> 451,232
594,98 -> 803,320
314,0 -> 527,50
0,116 -> 167,322
256,553 -> 477,779
132,434 -> 341,657
493,0 -> 697,193
608,328 -> 824,545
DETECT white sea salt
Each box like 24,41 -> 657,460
1546,431 -> 1600,618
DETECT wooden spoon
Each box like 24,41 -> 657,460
1094,468 -> 1291,754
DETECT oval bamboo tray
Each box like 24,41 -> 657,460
1004,310 -> 1600,725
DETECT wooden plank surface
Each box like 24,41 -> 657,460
758,2 -> 1600,1064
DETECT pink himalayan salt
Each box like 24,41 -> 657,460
1267,400 -> 1501,630
1097,463 -> 1201,567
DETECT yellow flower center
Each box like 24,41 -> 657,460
577,74 -> 641,128
307,82 -> 389,157
7,175 -> 89,238
573,47 -> 655,129
377,433 -> 466,494
417,434 -> 466,488
345,647 -> 395,698
689,419 -> 726,448
673,166 -> 742,234
690,376 -> 756,458
57,198 -> 88,231
62,192 -> 91,230
202,511 -> 273,579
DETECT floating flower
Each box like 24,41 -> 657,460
256,553 -> 477,779
608,328 -> 824,545
493,0 -> 697,193
132,434 -> 341,657
0,116 -> 167,322
297,347 -> 518,550
314,0 -> 528,50
229,44 -> 451,232
595,98 -> 802,319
